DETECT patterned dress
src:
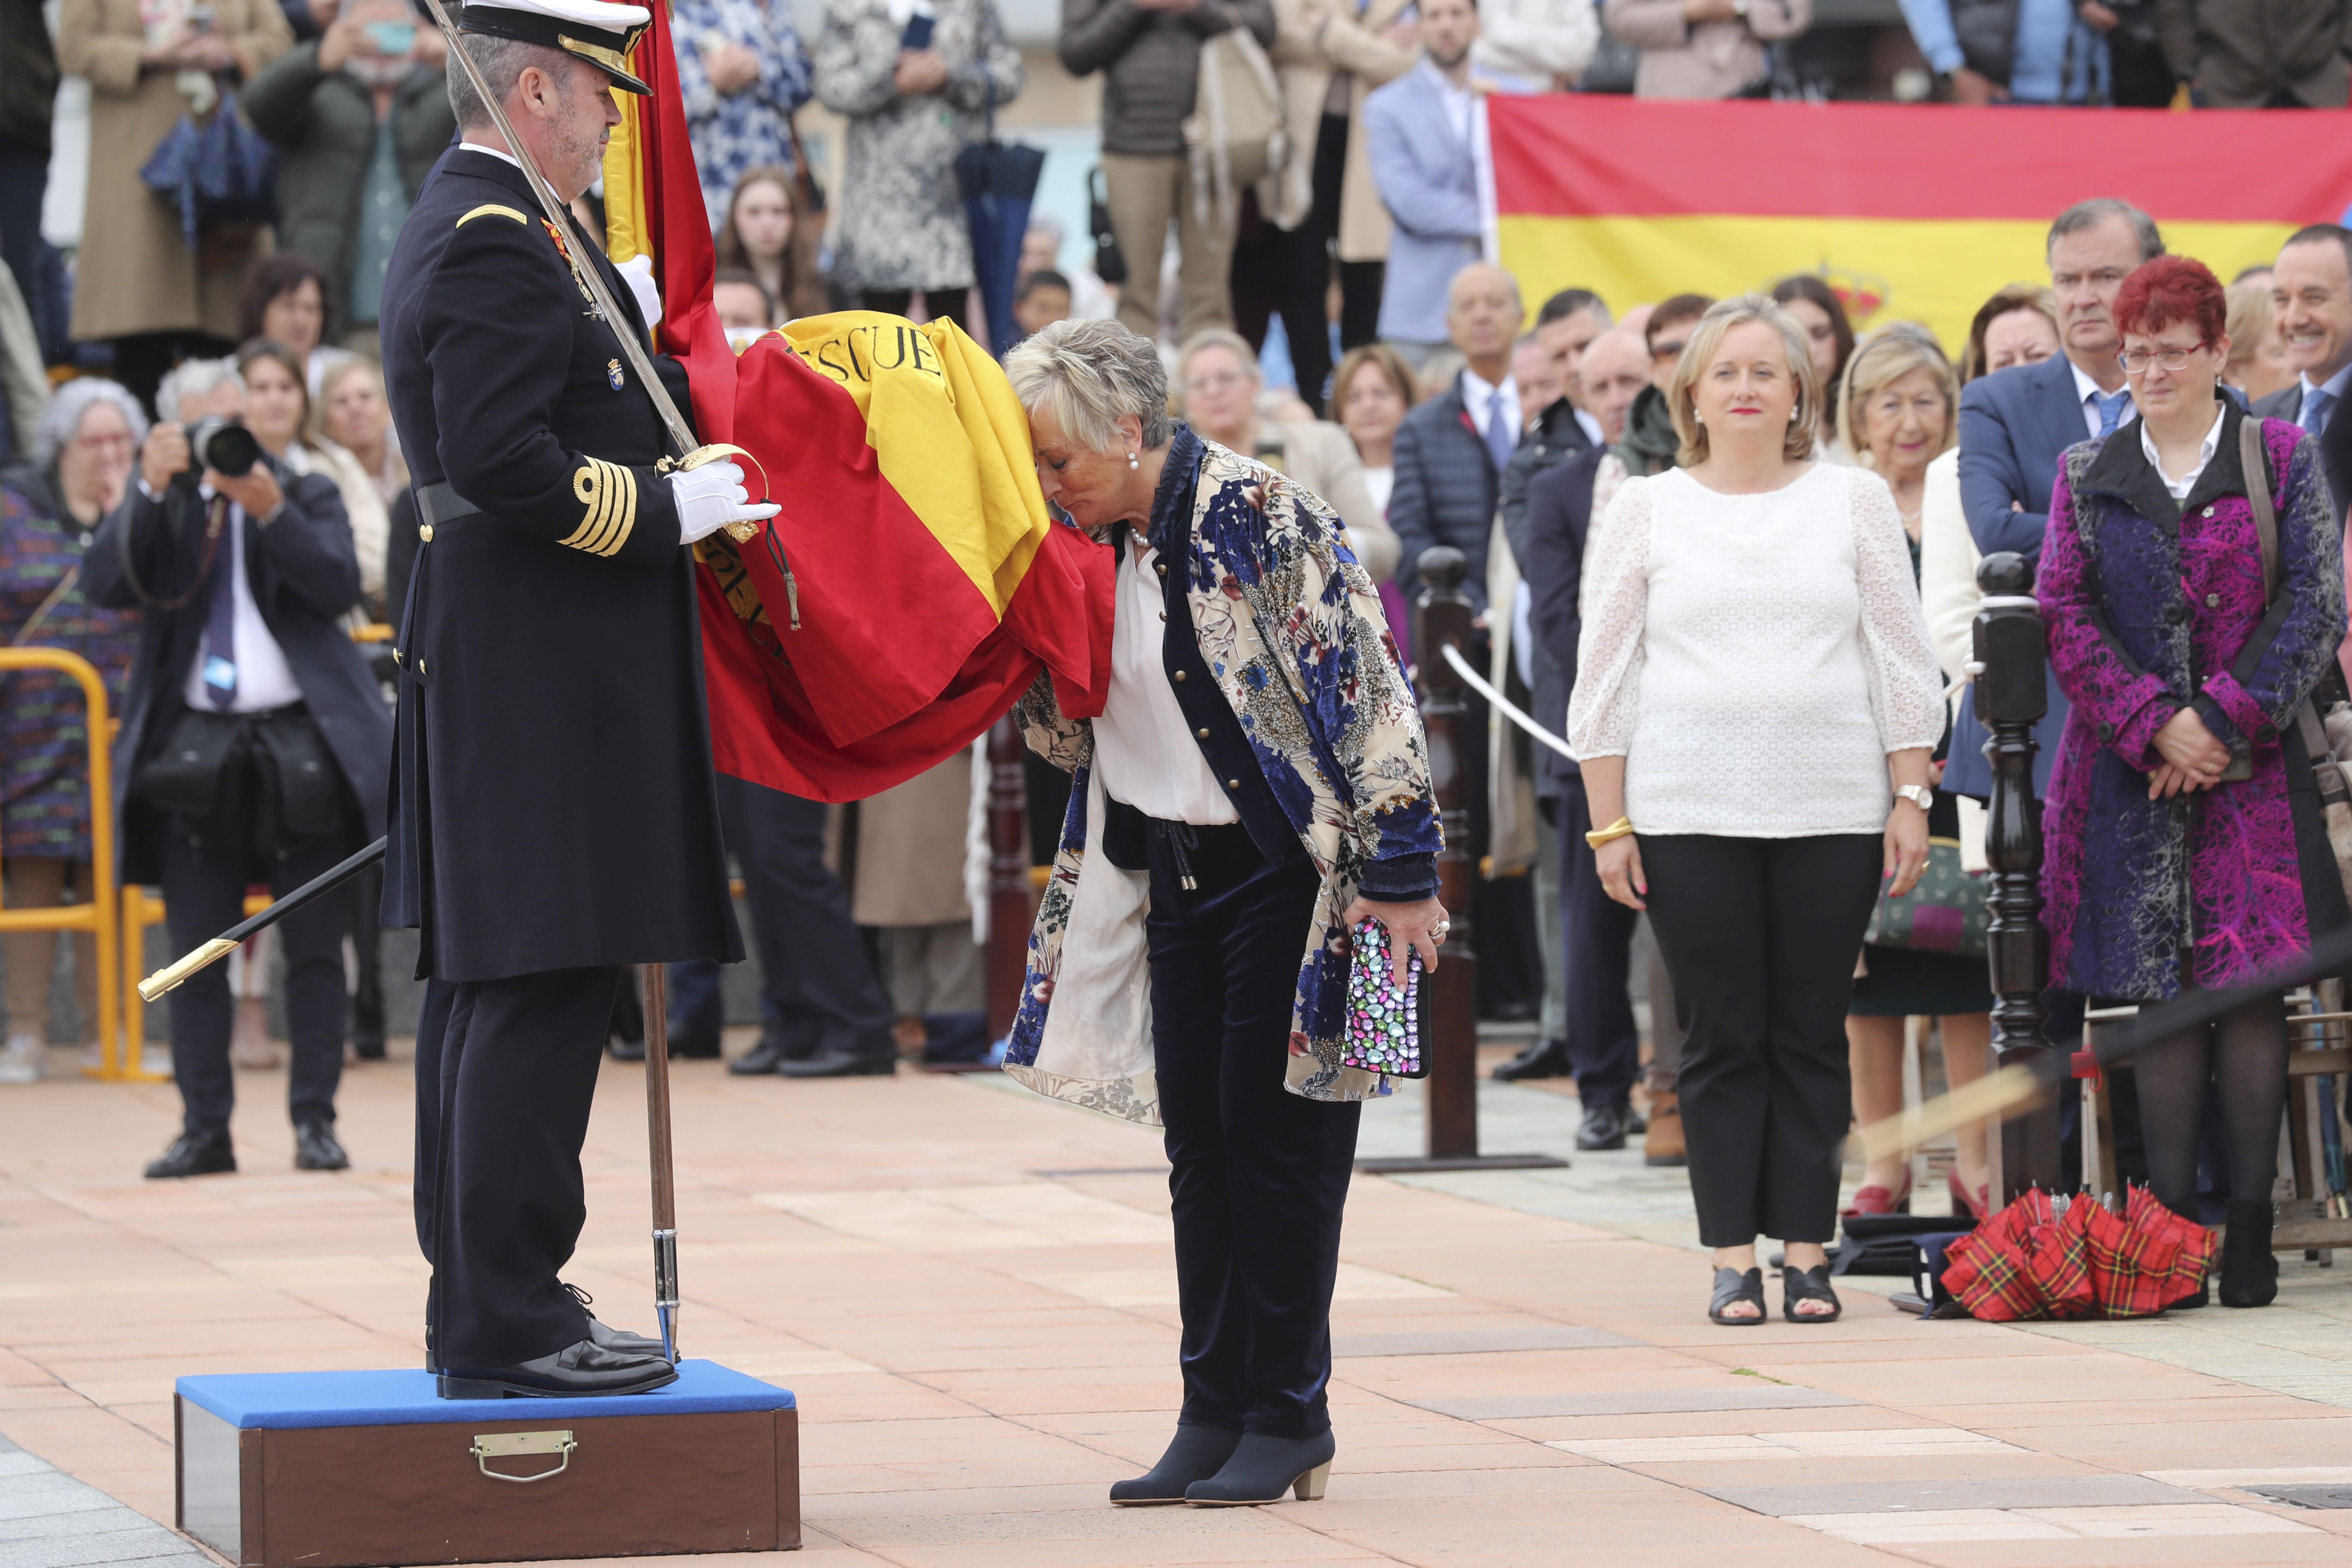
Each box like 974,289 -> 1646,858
0,467 -> 140,862
672,0 -> 815,227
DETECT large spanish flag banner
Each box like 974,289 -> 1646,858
602,0 -> 1109,802
1485,97 -> 2352,352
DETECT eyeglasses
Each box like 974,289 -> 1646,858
1650,339 -> 1688,363
2117,342 -> 2211,374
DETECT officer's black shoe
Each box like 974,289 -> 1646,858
294,1121 -> 349,1171
608,1035 -> 647,1062
1576,1102 -> 1632,1151
564,1283 -> 666,1357
1491,1038 -> 1571,1081
145,1130 -> 236,1179
350,989 -> 386,1060
727,1035 -> 802,1075
772,1046 -> 897,1078
437,1338 -> 678,1399
667,1024 -> 723,1060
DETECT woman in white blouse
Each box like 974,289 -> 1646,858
1566,295 -> 1945,1327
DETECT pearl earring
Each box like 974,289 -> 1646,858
1128,452 -> 1139,470
1789,407 -> 1800,423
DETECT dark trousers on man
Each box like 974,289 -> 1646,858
1640,833 -> 1881,1248
159,814 -> 349,1138
1146,820 -> 1358,1439
713,775 -> 890,1058
1558,776 -> 1640,1112
413,966 -> 614,1371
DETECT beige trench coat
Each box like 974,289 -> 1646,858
1263,0 -> 1415,263
851,751 -> 974,928
58,0 -> 290,342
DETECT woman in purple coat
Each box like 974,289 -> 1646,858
2040,255 -> 2348,1309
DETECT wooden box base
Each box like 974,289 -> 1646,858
174,1362 -> 799,1565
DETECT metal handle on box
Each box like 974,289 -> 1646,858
470,1429 -> 576,1483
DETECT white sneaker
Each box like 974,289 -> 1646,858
0,1033 -> 44,1085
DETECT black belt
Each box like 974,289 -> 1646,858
416,481 -> 481,530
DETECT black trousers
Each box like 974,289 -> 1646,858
158,812 -> 350,1138
413,966 -> 615,1369
1559,777 -> 1640,1110
1640,833 -> 1882,1247
858,289 -> 963,334
1145,819 -> 1356,1439
722,775 -> 891,1056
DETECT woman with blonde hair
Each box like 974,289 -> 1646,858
2223,282 -> 2297,407
1568,294 -> 1944,1325
1834,326 -> 1996,1218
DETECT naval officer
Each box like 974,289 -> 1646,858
378,0 -> 778,1398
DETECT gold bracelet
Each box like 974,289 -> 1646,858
1584,816 -> 1635,848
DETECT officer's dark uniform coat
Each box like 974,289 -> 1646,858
378,145 -> 740,980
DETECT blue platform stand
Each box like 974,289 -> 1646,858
174,1361 -> 799,1566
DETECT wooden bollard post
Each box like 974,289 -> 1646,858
985,713 -> 1032,1044
1357,546 -> 1565,1174
1973,551 -> 2061,1204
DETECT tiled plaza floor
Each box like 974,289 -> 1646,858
3,1035 -> 2352,1567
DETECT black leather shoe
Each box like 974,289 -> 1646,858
145,1130 -> 236,1179
294,1121 -> 349,1171
728,1034 -> 810,1075
564,1283 -> 665,1357
608,1035 -> 646,1062
1492,1038 -> 1571,1081
1111,1425 -> 1243,1505
667,1025 -> 723,1060
1186,1430 -> 1335,1505
438,1338 -> 678,1399
1576,1102 -> 1631,1151
772,1046 -> 895,1078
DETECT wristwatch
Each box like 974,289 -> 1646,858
1895,784 -> 1933,812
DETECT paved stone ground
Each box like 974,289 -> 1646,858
5,1034 -> 2352,1567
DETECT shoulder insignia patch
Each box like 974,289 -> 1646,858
456,203 -> 530,229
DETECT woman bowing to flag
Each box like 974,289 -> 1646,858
998,318 -> 1445,1510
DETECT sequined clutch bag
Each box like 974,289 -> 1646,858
1341,918 -> 1425,1078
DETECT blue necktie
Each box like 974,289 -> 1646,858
200,503 -> 237,709
1485,387 -> 1516,473
2303,387 -> 2335,440
2094,389 -> 2132,438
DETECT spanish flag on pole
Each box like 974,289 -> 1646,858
600,0 -> 1109,802
1485,96 -> 2352,352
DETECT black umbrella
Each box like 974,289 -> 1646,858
955,95 -> 1045,356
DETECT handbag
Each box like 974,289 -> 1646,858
1862,836 -> 1988,958
1087,167 -> 1127,287
132,708 -> 250,821
1181,21 -> 1286,234
139,86 -> 278,248
2242,415 -> 2352,906
1340,917 -> 1426,1078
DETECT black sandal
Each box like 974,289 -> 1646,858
1782,1264 -> 1842,1323
1709,1266 -> 1766,1325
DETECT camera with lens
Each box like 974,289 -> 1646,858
185,416 -> 264,478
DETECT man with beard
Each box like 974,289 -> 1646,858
377,0 -> 777,1399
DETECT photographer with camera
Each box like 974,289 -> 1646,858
83,356 -> 391,1180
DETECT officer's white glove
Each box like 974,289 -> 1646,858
616,254 -> 662,332
669,459 -> 780,544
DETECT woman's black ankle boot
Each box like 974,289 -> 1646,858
1186,1429 -> 1336,1505
1109,1424 -> 1243,1505
2219,1198 -> 2279,1308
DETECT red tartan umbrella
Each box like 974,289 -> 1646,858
1941,1189 -> 2213,1320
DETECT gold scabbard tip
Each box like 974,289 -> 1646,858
138,937 -> 240,1003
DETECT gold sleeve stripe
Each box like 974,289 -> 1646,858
562,458 -> 637,557
456,203 -> 531,229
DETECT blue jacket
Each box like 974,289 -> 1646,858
1947,353 -> 2082,798
1389,374 -> 1502,613
1363,62 -> 1480,345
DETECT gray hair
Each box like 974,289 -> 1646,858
1003,318 -> 1172,454
1176,327 -> 1261,383
35,378 -> 148,469
2048,199 -> 2164,264
446,33 -> 572,131
156,358 -> 245,423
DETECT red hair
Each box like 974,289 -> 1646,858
2114,255 -> 2227,346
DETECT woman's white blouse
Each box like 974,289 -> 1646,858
1565,462 -> 1945,839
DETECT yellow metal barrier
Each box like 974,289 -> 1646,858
0,649 -> 142,1079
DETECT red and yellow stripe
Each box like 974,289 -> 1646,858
1485,97 -> 2352,352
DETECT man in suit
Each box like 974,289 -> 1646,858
1389,262 -> 1524,611
379,0 -> 776,1398
2255,224 -> 2352,515
1515,329 -> 1655,1144
1950,196 -> 2162,804
84,358 -> 392,1179
1363,0 -> 1484,360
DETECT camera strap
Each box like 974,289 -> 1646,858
116,490 -> 230,611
